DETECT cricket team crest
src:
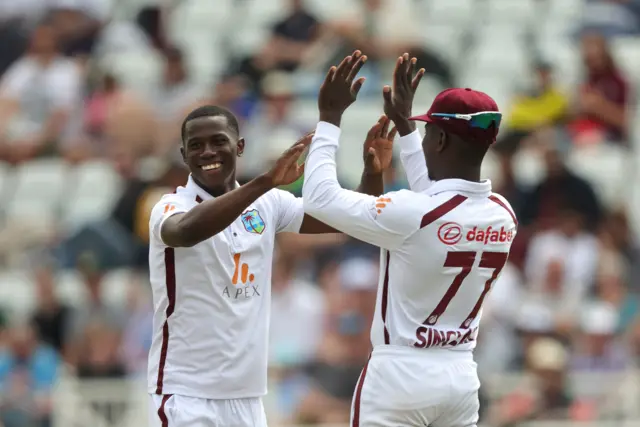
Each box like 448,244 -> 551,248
241,209 -> 266,234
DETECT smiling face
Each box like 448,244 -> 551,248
181,115 -> 244,194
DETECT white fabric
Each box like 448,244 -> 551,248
303,121 -> 518,352
0,57 -> 82,141
352,346 -> 479,427
397,129 -> 431,192
148,394 -> 267,427
147,176 -> 304,399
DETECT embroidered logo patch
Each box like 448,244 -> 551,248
241,209 -> 265,234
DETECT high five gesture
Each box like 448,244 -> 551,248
383,53 -> 426,136
318,50 -> 368,127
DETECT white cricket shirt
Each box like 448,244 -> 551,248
303,122 -> 518,352
147,176 -> 305,399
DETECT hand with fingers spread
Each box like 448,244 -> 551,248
263,133 -> 313,186
383,53 -> 426,136
318,50 -> 368,126
363,115 -> 397,175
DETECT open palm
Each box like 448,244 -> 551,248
267,133 -> 314,186
364,115 -> 397,174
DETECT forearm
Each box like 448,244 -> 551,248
36,109 -> 68,145
593,101 -> 627,131
0,98 -> 18,137
356,170 -> 384,196
397,128 -> 430,192
170,175 -> 273,246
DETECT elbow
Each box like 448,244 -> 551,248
302,182 -> 329,217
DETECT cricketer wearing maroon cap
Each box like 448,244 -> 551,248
407,87 -> 502,182
303,52 -> 517,427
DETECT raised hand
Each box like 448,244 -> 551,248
363,115 -> 397,175
383,53 -> 425,135
264,133 -> 313,186
318,50 -> 368,126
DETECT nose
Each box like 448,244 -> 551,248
201,144 -> 217,158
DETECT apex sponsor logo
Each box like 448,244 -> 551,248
466,226 -> 514,244
223,253 -> 261,299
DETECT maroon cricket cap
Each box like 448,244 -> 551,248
409,88 -> 501,144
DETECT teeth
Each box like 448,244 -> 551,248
202,163 -> 222,171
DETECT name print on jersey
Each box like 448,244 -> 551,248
438,223 -> 514,246
223,253 -> 261,299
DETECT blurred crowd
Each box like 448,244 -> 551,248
0,0 -> 640,426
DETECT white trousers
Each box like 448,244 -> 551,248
149,394 -> 268,427
351,346 -> 480,427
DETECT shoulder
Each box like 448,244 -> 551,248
152,190 -> 194,211
489,192 -> 518,226
262,187 -> 300,207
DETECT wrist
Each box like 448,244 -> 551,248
255,174 -> 277,191
319,110 -> 342,127
362,167 -> 383,177
392,117 -> 416,136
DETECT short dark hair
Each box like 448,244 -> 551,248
181,105 -> 240,143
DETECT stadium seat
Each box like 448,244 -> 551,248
512,145 -> 546,188
56,270 -> 89,308
101,269 -> 134,307
419,25 -> 466,65
485,0 -> 538,26
0,161 -> 11,206
426,0 -> 477,26
61,160 -> 123,230
6,159 -> 69,225
305,0 -> 359,21
100,50 -> 163,97
0,270 -> 36,318
469,26 -> 530,78
611,37 -> 640,88
567,143 -> 629,208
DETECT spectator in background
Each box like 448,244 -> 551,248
49,2 -> 109,60
241,72 -> 311,179
524,207 -> 599,336
499,61 -> 568,155
0,21 -> 82,163
571,301 -> 631,372
119,277 -> 153,379
229,0 -> 319,93
568,32 -> 630,146
476,262 -> 524,375
595,222 -> 638,331
0,322 -> 58,427
294,257 -> 376,425
489,338 -> 584,425
269,248 -> 326,419
321,0 -> 454,88
519,133 -> 602,230
582,0 -> 640,37
153,46 -> 200,156
30,263 -> 72,353
63,252 -> 126,370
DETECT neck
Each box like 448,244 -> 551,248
434,166 -> 482,183
193,176 -> 236,197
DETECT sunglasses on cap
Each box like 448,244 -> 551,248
430,111 -> 502,130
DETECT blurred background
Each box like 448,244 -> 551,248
1,0 -> 640,426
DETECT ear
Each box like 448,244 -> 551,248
437,130 -> 447,153
237,138 -> 245,157
180,145 -> 187,164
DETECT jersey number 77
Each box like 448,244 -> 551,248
425,251 -> 509,328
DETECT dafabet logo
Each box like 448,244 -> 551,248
222,253 -> 260,299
